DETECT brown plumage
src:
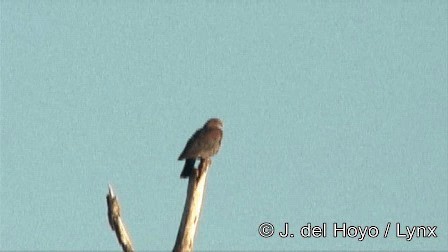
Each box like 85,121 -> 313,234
178,118 -> 223,178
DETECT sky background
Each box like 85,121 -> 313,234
1,1 -> 447,251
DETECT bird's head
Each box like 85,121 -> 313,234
204,118 -> 223,130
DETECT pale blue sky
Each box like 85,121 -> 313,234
1,1 -> 447,251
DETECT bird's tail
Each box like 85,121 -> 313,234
180,159 -> 195,178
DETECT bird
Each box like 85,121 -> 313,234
178,118 -> 223,178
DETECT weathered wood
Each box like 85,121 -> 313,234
106,184 -> 134,252
173,158 -> 211,252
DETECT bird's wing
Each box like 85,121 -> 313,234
178,128 -> 203,160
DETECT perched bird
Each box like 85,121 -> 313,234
178,118 -> 223,178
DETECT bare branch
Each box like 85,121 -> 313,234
173,158 -> 212,252
106,184 -> 134,252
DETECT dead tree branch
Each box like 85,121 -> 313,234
173,158 -> 212,252
106,184 -> 134,252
